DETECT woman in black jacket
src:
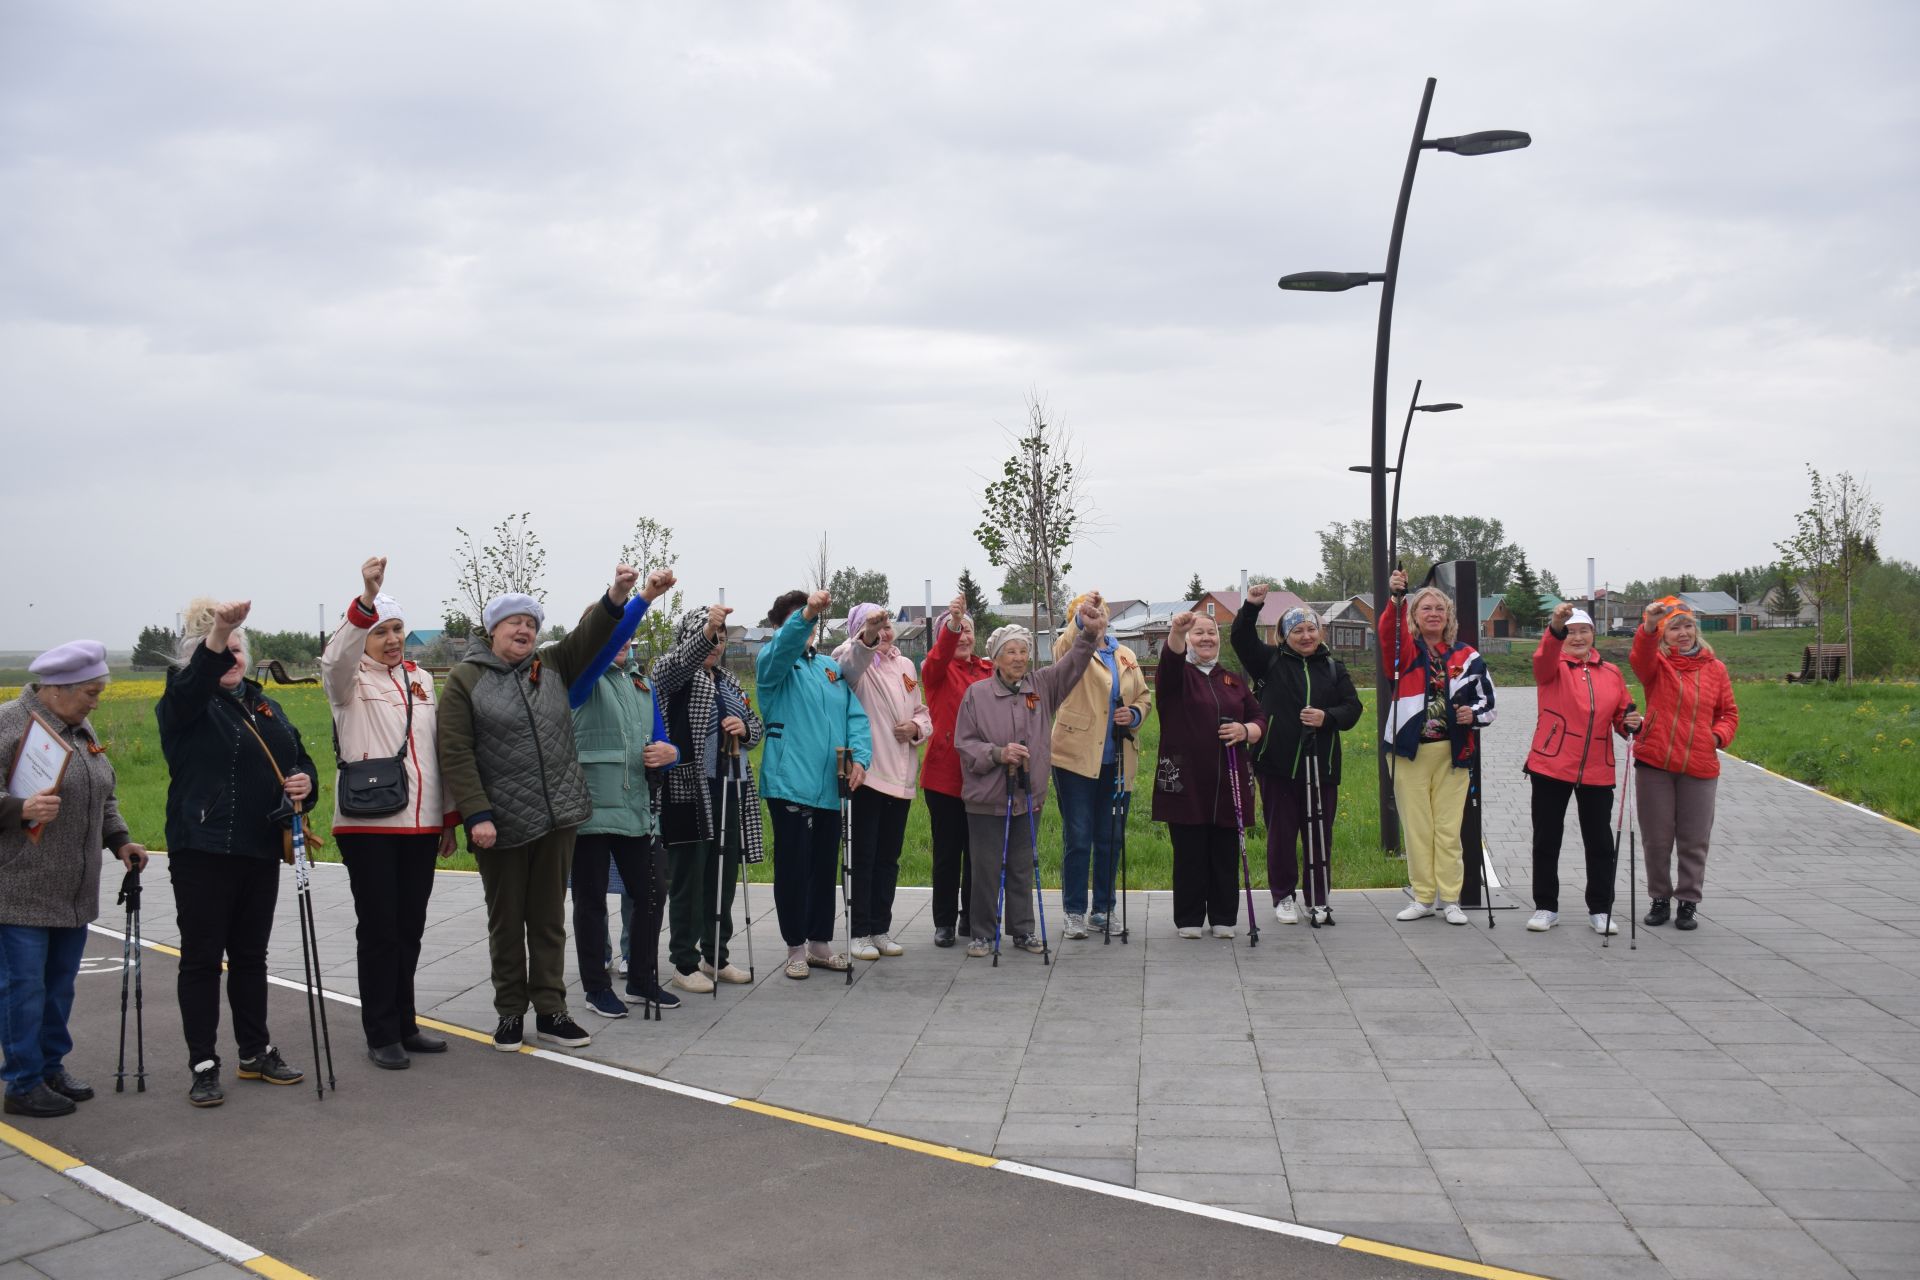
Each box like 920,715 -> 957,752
157,600 -> 319,1108
1231,588 -> 1364,925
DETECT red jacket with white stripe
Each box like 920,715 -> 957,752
1629,626 -> 1738,780
1526,628 -> 1632,787
919,615 -> 994,798
320,597 -> 455,834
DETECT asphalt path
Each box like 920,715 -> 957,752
30,930 -> 1459,1279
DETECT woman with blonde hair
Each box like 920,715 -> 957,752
1380,569 -> 1497,925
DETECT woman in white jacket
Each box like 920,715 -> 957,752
320,556 -> 457,1071
833,604 -> 931,961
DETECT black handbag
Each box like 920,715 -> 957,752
334,673 -> 413,818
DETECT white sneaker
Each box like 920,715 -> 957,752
1527,910 -> 1558,932
1590,913 -> 1619,936
1442,903 -> 1469,926
670,968 -> 715,994
850,936 -> 881,961
1212,925 -> 1234,940
1064,914 -> 1090,939
1274,898 -> 1299,925
1396,901 -> 1436,921
873,933 -> 905,956
1177,926 -> 1203,939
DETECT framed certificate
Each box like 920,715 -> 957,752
7,712 -> 73,842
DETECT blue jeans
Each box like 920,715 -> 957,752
0,925 -> 87,1096
1055,763 -> 1127,916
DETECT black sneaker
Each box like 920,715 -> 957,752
4,1082 -> 77,1118
43,1068 -> 94,1102
1014,934 -> 1046,954
535,1012 -> 592,1048
492,1014 -> 525,1052
236,1046 -> 304,1086
188,1060 -> 224,1108
933,925 -> 956,948
623,982 -> 681,1009
1643,898 -> 1671,927
1675,901 -> 1699,931
584,989 -> 628,1019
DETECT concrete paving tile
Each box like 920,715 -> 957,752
1470,1255 -> 1674,1280
1283,1163 -> 1444,1195
1133,1172 -> 1290,1214
1271,1098 -> 1409,1121
0,1198 -> 98,1264
1390,1075 -> 1532,1111
1290,1191 -> 1461,1225
1464,1220 -> 1651,1257
1721,1148 -> 1913,1192
1006,1154 -> 1135,1184
1557,1127 -> 1723,1165
1759,1188 -> 1920,1221
1798,1217 -> 1920,1256
1616,1203 -> 1797,1229
1137,1103 -> 1275,1138
1428,1147 -> 1596,1189
1258,1070 -> 1394,1100
1273,1119 -> 1423,1156
1308,1219 -> 1477,1258
1136,1139 -> 1286,1175
1635,1226 -> 1850,1280
170,1266 -> 253,1280
1688,1121 -> 1857,1153
1447,1189 -> 1626,1224
41,1190 -> 136,1234
1003,1082 -> 1137,1113
0,1157 -> 71,1202
1848,1139 -> 1920,1181
1645,1083 -> 1808,1123
1585,1162 -> 1769,1207
25,1222 -> 223,1280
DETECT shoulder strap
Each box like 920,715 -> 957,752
332,667 -> 413,768
234,702 -> 287,784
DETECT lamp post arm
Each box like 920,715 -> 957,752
1389,377 -> 1422,573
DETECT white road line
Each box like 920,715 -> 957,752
997,1160 -> 1346,1244
66,1165 -> 265,1263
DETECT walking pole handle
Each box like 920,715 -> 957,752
836,746 -> 852,798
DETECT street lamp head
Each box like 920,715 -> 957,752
1414,402 -> 1463,413
1350,464 -> 1398,475
1278,271 -> 1385,292
1428,130 -> 1530,156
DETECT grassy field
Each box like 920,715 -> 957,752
1723,682 -> 1920,827
3,679 -> 1409,891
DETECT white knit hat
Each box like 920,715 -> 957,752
985,624 -> 1033,660
1566,608 -> 1594,629
483,592 -> 545,633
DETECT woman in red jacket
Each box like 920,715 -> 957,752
1525,602 -> 1641,936
1631,599 -> 1738,930
920,593 -> 994,947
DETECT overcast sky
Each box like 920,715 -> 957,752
3,1 -> 1914,651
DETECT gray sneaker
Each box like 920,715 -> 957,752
1064,914 -> 1090,939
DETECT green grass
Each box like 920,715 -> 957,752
4,680 -> 1408,890
1722,682 -> 1920,827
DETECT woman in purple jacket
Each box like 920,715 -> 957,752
1153,612 -> 1266,938
953,595 -> 1107,959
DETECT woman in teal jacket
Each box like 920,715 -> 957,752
569,640 -> 678,1019
755,589 -> 873,980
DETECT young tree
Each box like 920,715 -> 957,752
132,624 -> 179,668
445,513 -> 547,632
619,516 -> 683,665
957,568 -> 1000,631
1399,515 -> 1518,591
829,567 -> 891,610
1504,553 -> 1544,635
1777,464 -> 1881,678
1770,575 -> 1803,625
442,609 -> 473,641
1185,573 -> 1207,600
975,395 -> 1091,642
1312,519 -> 1374,598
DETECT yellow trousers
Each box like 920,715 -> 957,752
1395,741 -> 1470,905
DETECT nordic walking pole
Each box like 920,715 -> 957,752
1102,774 -> 1123,946
290,815 -> 325,1099
645,833 -> 661,1020
710,745 -> 728,1001
1019,761 -> 1049,965
728,742 -> 755,983
1112,756 -> 1132,945
1467,751 -> 1495,930
994,767 -> 1014,967
1626,736 -> 1639,952
116,868 -> 142,1092
837,747 -> 855,987
1309,749 -> 1337,927
1222,726 -> 1258,947
131,868 -> 146,1090
292,811 -> 336,1095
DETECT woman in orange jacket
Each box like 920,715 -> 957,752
1524,602 -> 1641,936
1630,598 -> 1739,930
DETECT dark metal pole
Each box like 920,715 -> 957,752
1388,378 -> 1422,573
1371,76 -> 1436,855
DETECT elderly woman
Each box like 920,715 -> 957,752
921,593 -> 994,947
834,604 -> 931,961
568,632 -> 678,1019
1380,569 -> 1497,925
1154,612 -> 1266,938
1231,589 -> 1364,925
1526,602 -> 1643,935
756,590 -> 873,979
321,556 -> 457,1070
1632,598 -> 1738,931
438,565 -> 663,1052
650,605 -> 766,996
159,600 -> 319,1106
1,643 -> 147,1119
1049,593 -> 1152,939
955,596 -> 1106,958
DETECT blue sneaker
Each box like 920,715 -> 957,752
584,989 -> 628,1019
1089,912 -> 1108,930
623,982 -> 681,1010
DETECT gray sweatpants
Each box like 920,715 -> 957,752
1635,765 -> 1717,904
968,810 -> 1037,942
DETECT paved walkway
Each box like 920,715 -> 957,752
64,688 -> 1920,1278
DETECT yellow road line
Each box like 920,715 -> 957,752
730,1099 -> 998,1167
0,1119 -> 83,1172
1339,1237 -> 1552,1279
244,1258 -> 320,1280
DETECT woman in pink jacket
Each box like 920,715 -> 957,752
319,557 -> 458,1070
834,604 -> 932,961
1524,602 -> 1641,936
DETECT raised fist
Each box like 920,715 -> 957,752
360,556 -> 387,603
1246,582 -> 1269,605
641,568 -> 676,601
610,565 -> 640,603
805,589 -> 832,620
706,603 -> 733,639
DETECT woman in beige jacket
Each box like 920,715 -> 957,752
319,556 -> 456,1070
1049,593 -> 1152,939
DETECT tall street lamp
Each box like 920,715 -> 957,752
1280,77 -> 1529,854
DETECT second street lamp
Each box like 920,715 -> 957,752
1277,75 -> 1529,855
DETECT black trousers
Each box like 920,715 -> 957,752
1261,770 -> 1336,908
851,790 -> 910,937
573,833 -> 667,994
1170,823 -> 1242,928
169,849 -> 279,1068
1529,772 -> 1617,915
924,789 -> 973,930
336,832 -> 438,1047
769,801 -> 841,946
